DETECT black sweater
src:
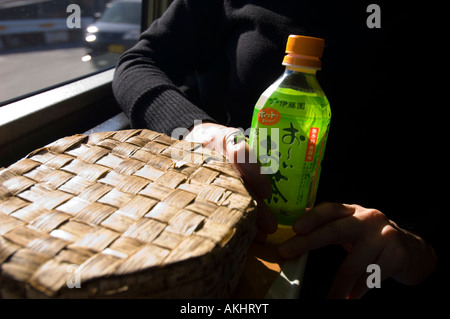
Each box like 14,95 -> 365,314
113,0 -> 444,299
113,0 -> 310,133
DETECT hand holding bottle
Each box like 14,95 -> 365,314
184,122 -> 277,241
278,202 -> 437,299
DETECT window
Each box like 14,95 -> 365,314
0,0 -> 173,168
0,0 -> 142,105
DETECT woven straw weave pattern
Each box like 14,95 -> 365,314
0,129 -> 257,298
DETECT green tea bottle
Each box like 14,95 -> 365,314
249,35 -> 331,237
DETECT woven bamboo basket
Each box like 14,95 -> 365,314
0,129 -> 257,298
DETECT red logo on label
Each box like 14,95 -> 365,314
305,127 -> 319,162
257,108 -> 281,126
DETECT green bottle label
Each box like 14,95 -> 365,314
249,89 -> 331,225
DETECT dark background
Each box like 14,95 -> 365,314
295,1 -> 445,300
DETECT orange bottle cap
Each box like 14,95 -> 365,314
282,35 -> 325,70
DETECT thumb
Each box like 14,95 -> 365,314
224,130 -> 272,200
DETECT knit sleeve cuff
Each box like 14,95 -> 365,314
130,86 -> 216,137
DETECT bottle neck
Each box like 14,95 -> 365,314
284,64 -> 318,75
278,65 -> 323,95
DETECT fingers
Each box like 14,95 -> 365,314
186,123 -> 272,200
277,203 -> 382,298
334,233 -> 403,299
224,132 -> 277,237
292,202 -> 356,235
279,214 -> 361,259
225,134 -> 273,200
279,203 -> 359,258
184,123 -> 277,238
278,203 -> 426,299
327,240 -> 382,299
345,251 -> 392,299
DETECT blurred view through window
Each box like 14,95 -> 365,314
0,0 -> 142,105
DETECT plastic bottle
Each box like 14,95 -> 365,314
249,35 -> 331,241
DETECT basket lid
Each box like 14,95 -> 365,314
0,129 -> 257,298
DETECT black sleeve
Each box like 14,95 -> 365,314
112,0 -> 222,135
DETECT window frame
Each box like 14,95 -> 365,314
0,0 -> 173,167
